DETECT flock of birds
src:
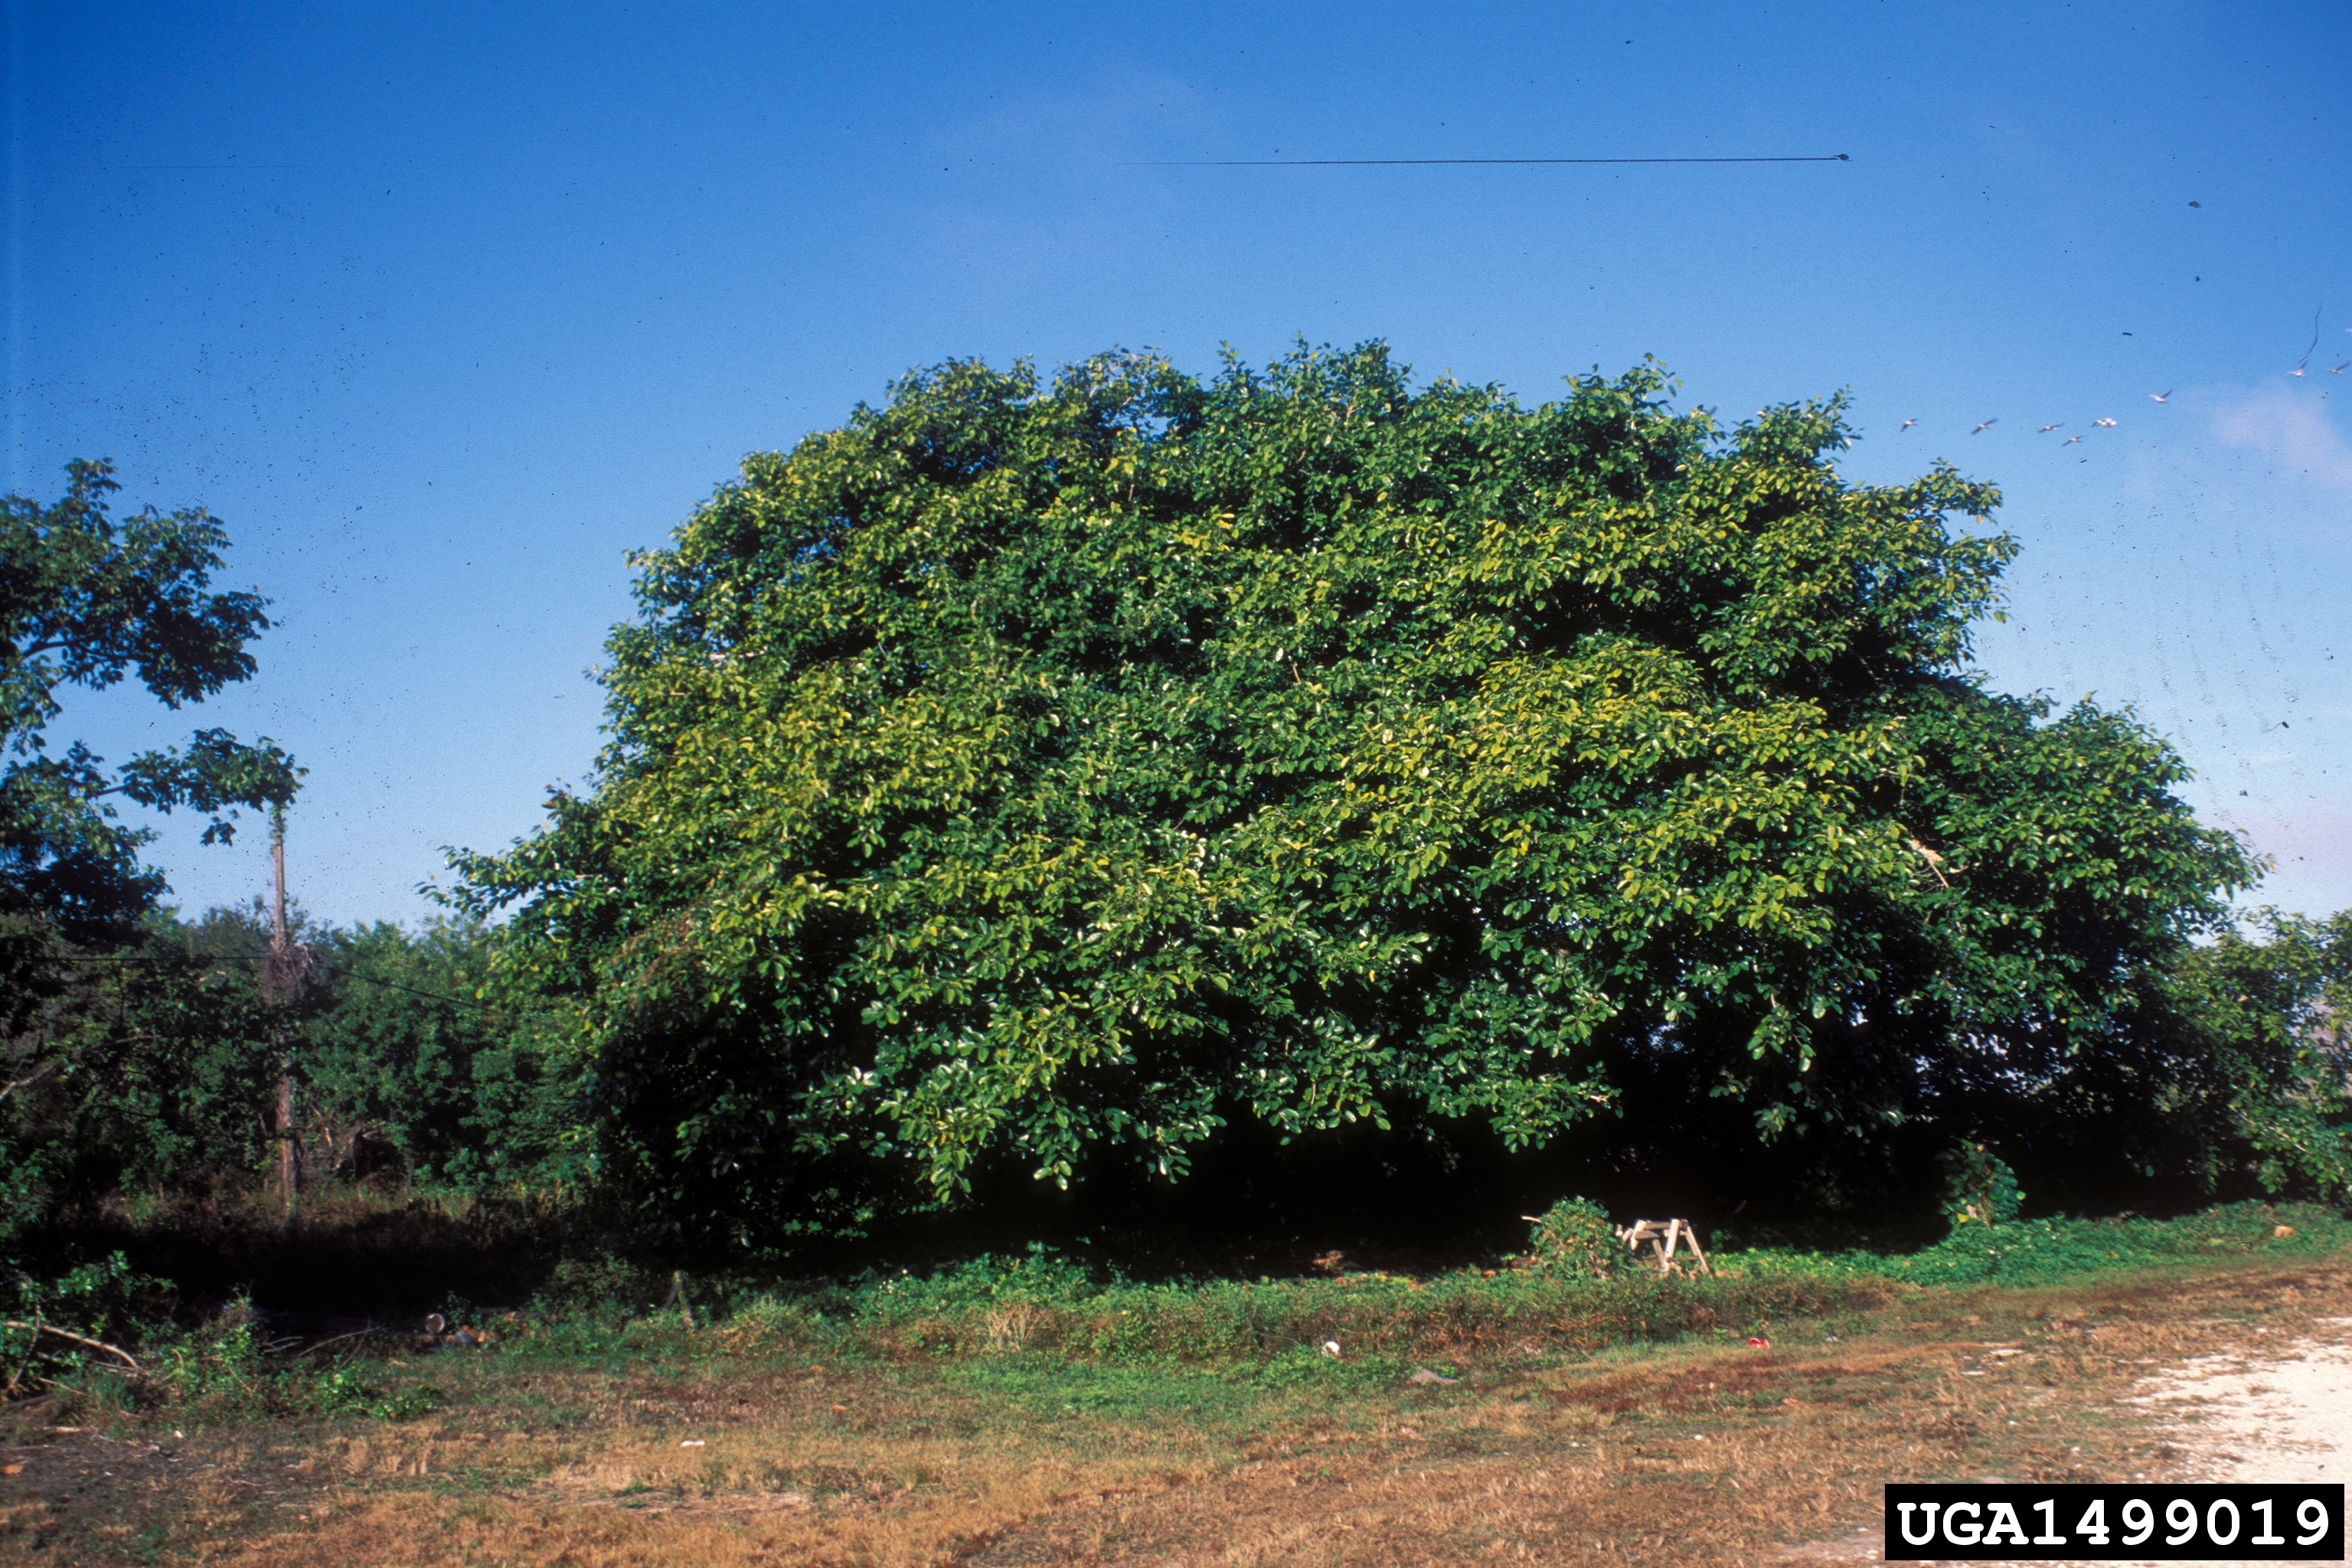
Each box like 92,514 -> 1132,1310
1932,407 -> 2137,448
1888,325 -> 2350,454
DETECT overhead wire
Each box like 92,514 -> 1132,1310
18,949 -> 495,1010
1127,152 -> 1851,167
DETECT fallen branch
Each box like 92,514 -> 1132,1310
298,1325 -> 384,1358
3,1320 -> 142,1372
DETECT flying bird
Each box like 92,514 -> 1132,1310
2094,417 -> 2118,427
2062,435 -> 2083,445
2038,423 -> 2063,433
1900,418 -> 1918,430
2149,390 -> 2172,403
1971,418 -> 1997,434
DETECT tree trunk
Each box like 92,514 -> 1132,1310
270,811 -> 296,1203
275,1068 -> 296,1199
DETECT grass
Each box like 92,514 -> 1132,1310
3,1200 -> 2349,1563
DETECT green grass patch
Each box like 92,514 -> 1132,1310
591,1200 -> 2352,1374
1726,1198 -> 2348,1286
8,1199 -> 2347,1439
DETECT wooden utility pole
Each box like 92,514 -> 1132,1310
268,805 -> 297,1204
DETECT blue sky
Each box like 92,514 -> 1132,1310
9,1 -> 2350,927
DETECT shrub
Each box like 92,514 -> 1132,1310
1523,1197 -> 1618,1279
1939,1144 -> 2024,1230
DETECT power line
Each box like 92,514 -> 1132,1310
1128,153 -> 1851,167
338,968 -> 498,1011
22,949 -> 495,1010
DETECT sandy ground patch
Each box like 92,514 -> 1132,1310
1784,1315 -> 2352,1567
2129,1315 -> 2352,1485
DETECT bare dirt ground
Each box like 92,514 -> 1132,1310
2130,1315 -> 2352,1485
1782,1306 -> 2352,1567
5,1261 -> 2350,1566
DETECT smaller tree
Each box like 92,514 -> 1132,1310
0,459 -> 301,936
2154,909 -> 2352,1201
2,459 -> 302,1225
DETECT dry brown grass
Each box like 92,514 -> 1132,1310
5,1257 -> 2349,1566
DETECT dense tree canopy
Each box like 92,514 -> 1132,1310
456,345 -> 2280,1243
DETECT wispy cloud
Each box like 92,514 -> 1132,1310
2209,384 -> 2352,493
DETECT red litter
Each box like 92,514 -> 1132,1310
1746,1336 -> 1771,1348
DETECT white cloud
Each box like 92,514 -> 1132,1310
2209,384 -> 2352,493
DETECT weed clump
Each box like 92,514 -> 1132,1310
1521,1197 -> 1618,1280
1939,1144 -> 2025,1230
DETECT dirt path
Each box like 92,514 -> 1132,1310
2086,1315 -> 2352,1568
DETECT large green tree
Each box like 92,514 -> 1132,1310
454,345 -> 2269,1241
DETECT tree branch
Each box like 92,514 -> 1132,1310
0,1057 -> 62,1103
2,1321 -> 142,1371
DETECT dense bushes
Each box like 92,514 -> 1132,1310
293,916 -> 580,1187
1,904 -> 580,1225
2,907 -> 282,1218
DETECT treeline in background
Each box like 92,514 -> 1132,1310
2,905 -> 574,1224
